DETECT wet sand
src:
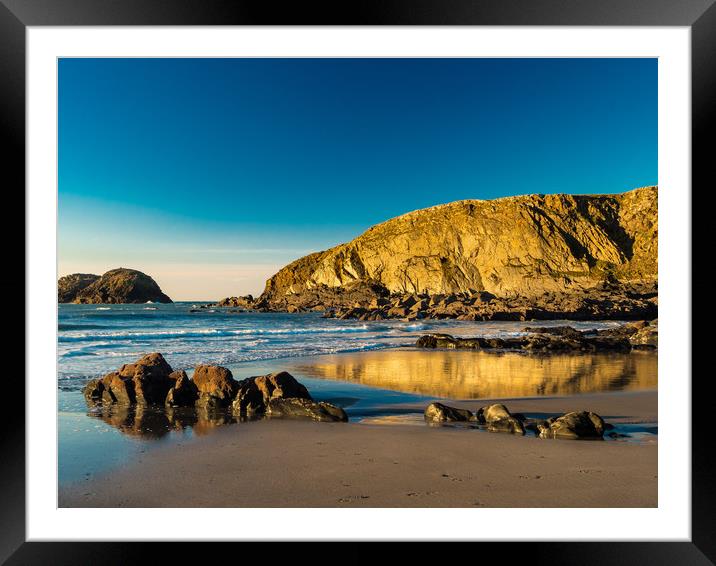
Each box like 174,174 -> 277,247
60,390 -> 657,508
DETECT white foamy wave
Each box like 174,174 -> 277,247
400,323 -> 432,331
58,324 -> 383,343
61,350 -> 98,358
95,307 -> 111,311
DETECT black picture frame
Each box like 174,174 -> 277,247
5,0 -> 708,562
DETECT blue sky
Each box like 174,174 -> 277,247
58,58 -> 657,299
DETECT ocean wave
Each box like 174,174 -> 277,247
95,307 -> 112,311
57,341 -> 397,382
61,350 -> 99,358
399,323 -> 432,331
59,323 -> 111,331
57,324 -> 383,343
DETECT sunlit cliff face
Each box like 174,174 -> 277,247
262,187 -> 658,299
288,349 -> 657,399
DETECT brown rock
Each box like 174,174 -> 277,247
232,371 -> 312,416
103,371 -> 135,405
121,353 -> 175,405
477,403 -> 525,435
165,370 -> 198,407
193,365 -> 239,409
266,398 -> 348,422
424,402 -> 476,423
537,411 -> 606,439
82,353 -> 175,406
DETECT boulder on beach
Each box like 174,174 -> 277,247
266,397 -> 348,422
476,403 -> 525,435
232,371 -> 312,416
424,402 -> 476,423
121,353 -> 175,405
193,365 -> 239,409
165,370 -> 199,408
537,411 -> 606,439
82,352 -> 175,406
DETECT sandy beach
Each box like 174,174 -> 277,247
60,390 -> 657,508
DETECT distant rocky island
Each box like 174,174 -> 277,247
213,186 -> 658,321
58,268 -> 172,304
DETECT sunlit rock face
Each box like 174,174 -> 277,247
260,186 -> 657,300
288,349 -> 658,399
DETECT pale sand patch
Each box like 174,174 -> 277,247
60,391 -> 657,508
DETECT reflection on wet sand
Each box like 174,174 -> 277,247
88,404 -> 236,439
287,349 -> 657,399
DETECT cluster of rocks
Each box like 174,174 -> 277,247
83,353 -> 348,423
595,319 -> 658,349
321,282 -> 657,322
416,320 -> 657,352
209,281 -> 391,314
424,401 -> 609,440
210,295 -> 256,309
207,281 -> 657,323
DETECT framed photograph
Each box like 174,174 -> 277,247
6,0 -> 710,562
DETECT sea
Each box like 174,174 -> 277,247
58,302 -> 658,485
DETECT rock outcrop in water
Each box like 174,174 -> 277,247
59,268 -> 172,304
416,321 -> 657,352
58,273 -> 100,303
232,371 -> 313,416
252,187 -> 656,316
192,365 -> 239,409
83,354 -> 347,423
83,353 -> 176,406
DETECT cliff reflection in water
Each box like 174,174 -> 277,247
287,349 -> 657,399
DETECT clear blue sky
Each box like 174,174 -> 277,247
58,58 -> 657,300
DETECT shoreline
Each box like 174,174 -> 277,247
60,388 -> 657,508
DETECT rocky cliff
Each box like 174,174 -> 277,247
58,268 -> 172,304
57,273 -> 100,303
259,186 -> 657,303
